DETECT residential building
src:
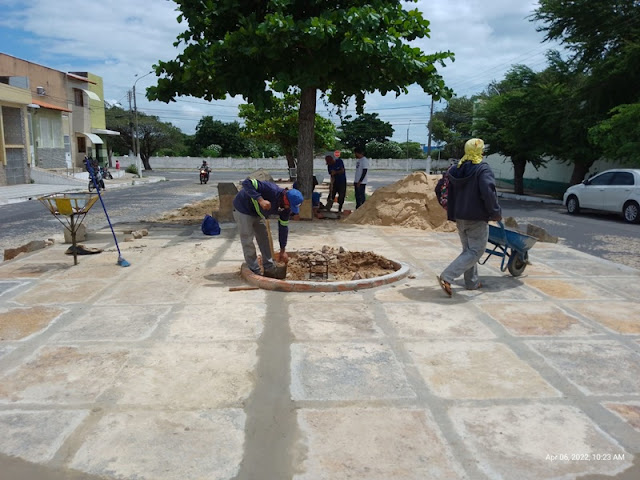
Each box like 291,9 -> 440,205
0,53 -> 116,186
0,81 -> 31,185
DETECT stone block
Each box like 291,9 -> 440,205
64,224 -> 86,244
217,182 -> 238,222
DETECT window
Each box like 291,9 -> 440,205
74,89 -> 84,107
38,115 -> 63,148
611,172 -> 634,186
77,136 -> 86,153
589,172 -> 615,186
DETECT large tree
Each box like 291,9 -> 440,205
190,117 -> 251,157
147,0 -> 453,204
532,0 -> 640,181
474,66 -> 552,194
339,113 -> 394,150
238,92 -> 337,172
105,104 -> 184,169
428,96 -> 474,159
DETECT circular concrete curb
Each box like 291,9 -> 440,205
240,260 -> 410,292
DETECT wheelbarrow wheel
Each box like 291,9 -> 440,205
507,252 -> 527,276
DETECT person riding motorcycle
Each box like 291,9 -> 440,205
199,161 -> 211,183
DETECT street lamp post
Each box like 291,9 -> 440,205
132,71 -> 153,178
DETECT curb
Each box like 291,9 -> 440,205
497,191 -> 563,205
240,260 -> 410,292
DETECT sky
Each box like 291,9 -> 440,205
0,0 -> 561,147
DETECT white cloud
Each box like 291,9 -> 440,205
1,0 -> 561,143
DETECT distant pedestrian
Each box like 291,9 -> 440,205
437,138 -> 502,297
353,147 -> 369,209
115,159 -> 120,170
325,154 -> 347,212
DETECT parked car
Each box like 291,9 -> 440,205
563,169 -> 640,223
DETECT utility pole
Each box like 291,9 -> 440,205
128,90 -> 134,156
406,120 -> 411,159
426,96 -> 434,174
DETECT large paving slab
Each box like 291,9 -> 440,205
294,407 -> 466,479
450,403 -> 632,479
70,410 -> 245,480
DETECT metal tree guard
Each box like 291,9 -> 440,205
39,193 -> 99,265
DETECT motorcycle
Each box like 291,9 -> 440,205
199,168 -> 210,184
88,169 -> 105,192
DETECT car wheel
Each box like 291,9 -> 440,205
566,195 -> 580,214
623,201 -> 640,224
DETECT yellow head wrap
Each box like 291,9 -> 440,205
457,138 -> 485,167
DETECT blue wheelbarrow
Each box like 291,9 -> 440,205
479,221 -> 537,276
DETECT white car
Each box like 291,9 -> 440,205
563,169 -> 640,223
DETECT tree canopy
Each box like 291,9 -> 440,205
532,0 -> 640,177
339,113 -> 394,150
238,92 -> 337,171
474,66 -> 551,194
148,0 -> 453,202
428,96 -> 475,159
190,117 -> 252,157
105,104 -> 185,169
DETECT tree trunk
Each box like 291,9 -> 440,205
512,155 -> 527,195
285,151 -> 296,180
297,87 -> 317,200
570,161 -> 594,185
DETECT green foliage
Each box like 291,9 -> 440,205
202,144 -> 223,157
125,164 -> 138,175
399,141 -> 425,159
474,65 -> 551,194
148,0 -> 453,197
149,0 -> 453,108
429,96 -> 475,159
589,103 -> 640,165
105,104 -> 186,164
238,91 -> 337,162
190,117 -> 251,157
339,113 -> 394,150
365,140 -> 403,159
532,1 -> 640,181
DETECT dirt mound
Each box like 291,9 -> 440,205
152,197 -> 220,224
343,171 -> 456,231
286,246 -> 397,281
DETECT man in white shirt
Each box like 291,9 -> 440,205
353,147 -> 369,209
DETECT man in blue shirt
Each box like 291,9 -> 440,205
232,178 -> 303,277
325,154 -> 347,212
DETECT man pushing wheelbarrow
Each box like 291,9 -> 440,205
436,138 -> 503,297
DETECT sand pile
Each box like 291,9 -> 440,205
343,171 -> 456,232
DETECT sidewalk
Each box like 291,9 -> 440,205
0,173 -> 164,206
0,214 -> 638,479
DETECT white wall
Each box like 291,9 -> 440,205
113,155 -> 447,173
485,153 -> 627,184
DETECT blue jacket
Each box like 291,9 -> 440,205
327,158 -> 347,185
233,178 -> 292,249
446,162 -> 501,222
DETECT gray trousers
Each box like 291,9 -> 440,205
441,219 -> 488,289
233,209 -> 276,274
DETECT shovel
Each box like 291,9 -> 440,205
265,218 -> 287,279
